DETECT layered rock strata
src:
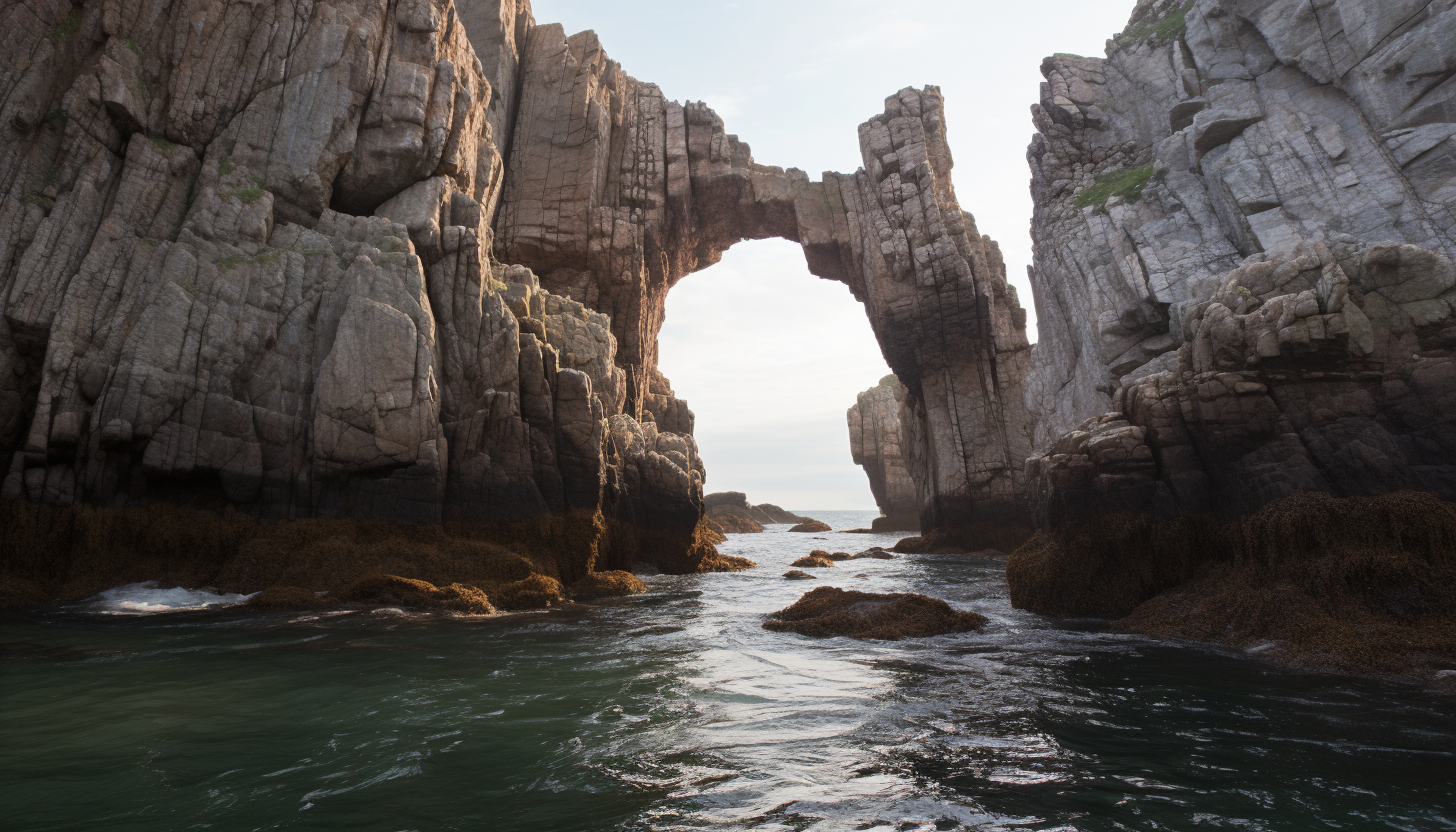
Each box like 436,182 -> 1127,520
0,0 -> 1037,590
1023,0 -> 1456,525
1009,0 -> 1456,675
0,0 -> 712,584
848,375 -> 920,531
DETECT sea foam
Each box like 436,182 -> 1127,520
91,582 -> 255,614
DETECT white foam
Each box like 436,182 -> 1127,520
90,581 -> 255,614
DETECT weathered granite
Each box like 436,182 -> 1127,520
1023,0 -> 1456,526
848,375 -> 919,531
1010,0 -> 1456,677
0,0 -> 1039,573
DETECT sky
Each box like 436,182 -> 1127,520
528,0 -> 1136,509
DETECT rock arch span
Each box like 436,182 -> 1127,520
493,25 -> 1036,535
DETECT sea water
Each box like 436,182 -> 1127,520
3,510 -> 1454,831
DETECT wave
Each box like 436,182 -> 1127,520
89,582 -> 255,614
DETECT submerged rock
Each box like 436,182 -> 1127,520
570,571 -> 648,601
783,570 -> 817,581
763,587 -> 987,641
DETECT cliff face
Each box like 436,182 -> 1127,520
0,0 -> 715,577
848,376 -> 919,531
1008,0 -> 1456,675
1022,0 -> 1456,525
0,0 -> 1034,575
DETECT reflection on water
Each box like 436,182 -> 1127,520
3,510 -> 1454,831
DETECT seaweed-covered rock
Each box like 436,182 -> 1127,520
789,521 -> 833,533
570,570 -> 647,600
764,587 -> 987,640
695,552 -> 757,573
491,574 -> 565,610
783,570 -> 817,580
791,555 -> 836,569
336,575 -> 496,615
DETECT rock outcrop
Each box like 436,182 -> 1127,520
848,375 -> 920,531
1023,0 -> 1456,524
702,491 -> 814,533
0,0 -> 1040,590
763,587 -> 988,640
1008,0 -> 1456,676
0,0 -> 727,585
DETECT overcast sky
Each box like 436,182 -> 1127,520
528,0 -> 1136,510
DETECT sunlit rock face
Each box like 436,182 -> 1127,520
848,376 -> 920,532
1022,0 -> 1456,526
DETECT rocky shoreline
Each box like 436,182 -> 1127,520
2,0 -> 1454,679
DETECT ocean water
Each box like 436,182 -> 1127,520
3,510 -> 1455,831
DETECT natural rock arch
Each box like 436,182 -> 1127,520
0,0 -> 1034,580
492,25 -> 1036,534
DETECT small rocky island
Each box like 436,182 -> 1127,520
0,0 -> 1453,679
702,492 -> 815,534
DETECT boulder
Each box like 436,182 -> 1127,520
763,587 -> 988,640
570,571 -> 648,600
791,555 -> 836,568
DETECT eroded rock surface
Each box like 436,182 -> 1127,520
848,375 -> 919,531
0,0 -> 1036,579
1011,0 -> 1456,677
0,0 -> 717,580
1024,0 -> 1456,526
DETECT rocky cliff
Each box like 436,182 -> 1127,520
847,375 -> 920,531
0,0 -> 1035,596
1008,0 -> 1456,676
0,0 -> 718,587
1023,0 -> 1456,522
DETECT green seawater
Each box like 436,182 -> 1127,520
3,510 -> 1455,831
